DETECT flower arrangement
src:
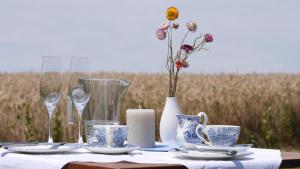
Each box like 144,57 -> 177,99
156,7 -> 213,97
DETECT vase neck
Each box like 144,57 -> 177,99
166,97 -> 179,104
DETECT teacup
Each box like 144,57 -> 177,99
198,125 -> 240,147
176,112 -> 208,146
93,125 -> 128,147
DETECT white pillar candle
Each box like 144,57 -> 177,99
126,109 -> 155,148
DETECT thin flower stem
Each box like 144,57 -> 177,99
183,53 -> 190,61
173,68 -> 180,96
170,23 -> 174,72
193,35 -> 202,47
166,30 -> 171,70
171,31 -> 191,96
194,39 -> 206,50
178,31 -> 190,58
166,27 -> 173,96
169,21 -> 175,96
194,43 -> 206,51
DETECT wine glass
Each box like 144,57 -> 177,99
69,56 -> 91,144
40,56 -> 62,143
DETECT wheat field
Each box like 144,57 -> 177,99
0,72 -> 300,150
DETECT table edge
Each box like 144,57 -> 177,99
64,151 -> 300,169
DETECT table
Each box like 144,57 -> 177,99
61,151 -> 300,169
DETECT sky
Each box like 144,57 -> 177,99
0,0 -> 299,73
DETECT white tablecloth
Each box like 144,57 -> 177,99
0,148 -> 282,169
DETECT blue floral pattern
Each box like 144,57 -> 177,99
206,126 -> 240,146
176,114 -> 206,145
112,127 -> 128,147
94,126 -> 128,147
94,127 -> 106,146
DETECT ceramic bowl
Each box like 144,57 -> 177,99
94,125 -> 128,147
206,125 -> 240,147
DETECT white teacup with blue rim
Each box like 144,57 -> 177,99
197,125 -> 240,147
176,112 -> 208,146
93,125 -> 128,147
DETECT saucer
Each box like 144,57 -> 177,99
6,144 -> 78,154
174,150 -> 254,160
182,144 -> 252,153
196,144 -> 252,153
85,144 -> 140,154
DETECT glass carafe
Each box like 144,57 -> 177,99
82,79 -> 130,143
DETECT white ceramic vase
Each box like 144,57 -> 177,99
159,97 -> 182,145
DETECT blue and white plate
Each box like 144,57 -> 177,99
182,143 -> 252,153
6,144 -> 78,154
141,143 -> 179,152
174,150 -> 254,160
85,144 -> 140,154
196,144 -> 252,153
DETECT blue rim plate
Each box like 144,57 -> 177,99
182,144 -> 253,153
174,150 -> 254,160
85,144 -> 140,154
6,144 -> 78,154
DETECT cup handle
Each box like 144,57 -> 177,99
195,124 -> 205,141
196,112 -> 212,145
197,112 -> 208,126
195,125 -> 212,146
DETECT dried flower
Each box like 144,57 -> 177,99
187,21 -> 197,32
175,60 -> 183,69
204,33 -> 213,42
176,60 -> 189,69
166,7 -> 179,21
172,22 -> 179,29
156,29 -> 166,40
181,44 -> 194,53
159,23 -> 170,30
182,61 -> 189,68
156,6 -> 213,96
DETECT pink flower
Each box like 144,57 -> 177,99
159,23 -> 170,30
187,21 -> 197,32
204,33 -> 213,42
156,29 -> 166,40
181,44 -> 193,53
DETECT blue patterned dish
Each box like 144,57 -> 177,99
206,125 -> 240,147
94,125 -> 128,147
85,144 -> 139,154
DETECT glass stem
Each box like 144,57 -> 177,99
78,112 -> 83,144
48,114 -> 53,143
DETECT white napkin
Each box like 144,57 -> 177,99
0,147 -> 282,169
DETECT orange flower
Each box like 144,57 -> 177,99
166,7 -> 179,21
176,60 -> 189,69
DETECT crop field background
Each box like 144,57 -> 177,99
0,72 -> 300,150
